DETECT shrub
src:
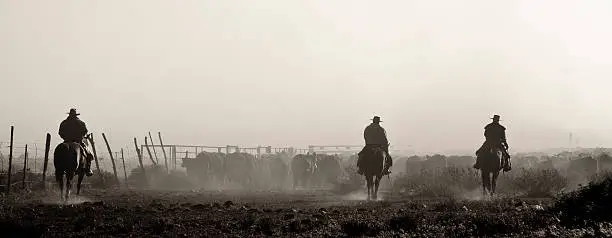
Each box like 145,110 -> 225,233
393,167 -> 480,198
502,168 -> 568,197
87,171 -> 119,189
553,173 -> 612,228
393,166 -> 569,198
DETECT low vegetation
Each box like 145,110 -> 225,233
553,172 -> 612,228
392,167 -> 569,198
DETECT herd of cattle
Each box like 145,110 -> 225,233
181,152 -> 352,190
181,150 -> 612,190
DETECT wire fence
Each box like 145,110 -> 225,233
0,141 -> 146,180
0,141 -> 319,177
0,127 -> 319,194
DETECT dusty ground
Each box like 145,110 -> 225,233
0,188 -> 607,237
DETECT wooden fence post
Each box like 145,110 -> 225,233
133,138 -> 144,170
7,126 -> 14,194
173,146 -> 177,169
101,133 -> 119,183
158,132 -> 169,173
144,137 -> 157,165
133,138 -> 147,186
22,145 -> 27,189
87,134 -> 102,178
120,148 -> 128,188
148,132 -> 159,164
33,144 -> 37,173
42,133 -> 50,189
0,142 -> 4,171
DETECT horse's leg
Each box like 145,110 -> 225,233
55,172 -> 64,201
365,175 -> 372,200
76,171 -> 85,195
491,170 -> 500,195
368,176 -> 372,200
480,170 -> 485,197
65,171 -> 74,201
481,170 -> 490,197
373,175 -> 382,200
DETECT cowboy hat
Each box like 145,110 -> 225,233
371,116 -> 382,122
67,108 -> 80,116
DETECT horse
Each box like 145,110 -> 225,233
360,146 -> 387,200
53,135 -> 89,201
477,146 -> 504,197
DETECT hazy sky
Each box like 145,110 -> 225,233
1,0 -> 612,154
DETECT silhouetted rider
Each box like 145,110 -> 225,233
59,108 -> 94,176
474,114 -> 511,171
357,116 -> 393,175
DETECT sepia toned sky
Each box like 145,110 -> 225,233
1,0 -> 612,154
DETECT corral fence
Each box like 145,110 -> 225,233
308,145 -> 362,155
1,126 -> 335,194
145,144 -> 310,169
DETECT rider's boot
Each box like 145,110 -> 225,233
383,154 -> 392,175
85,168 -> 94,177
502,160 -> 511,172
382,168 -> 391,175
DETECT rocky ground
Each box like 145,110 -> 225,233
0,188 -> 610,237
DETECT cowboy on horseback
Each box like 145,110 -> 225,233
357,116 -> 392,175
59,108 -> 94,177
474,114 -> 511,172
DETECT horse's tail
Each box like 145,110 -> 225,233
363,147 -> 385,177
480,146 -> 504,173
53,142 -> 79,174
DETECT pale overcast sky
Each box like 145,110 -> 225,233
1,0 -> 612,154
